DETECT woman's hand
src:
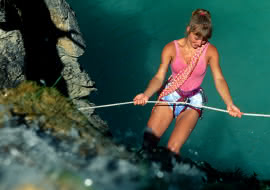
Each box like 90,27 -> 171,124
227,104 -> 243,118
133,93 -> 149,106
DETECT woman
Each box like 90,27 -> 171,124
133,9 -> 242,155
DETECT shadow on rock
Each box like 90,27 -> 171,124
0,0 -> 85,96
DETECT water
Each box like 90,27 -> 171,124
0,109 -> 206,190
67,0 -> 270,179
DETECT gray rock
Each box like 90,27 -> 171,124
0,0 -> 109,133
0,0 -> 92,99
0,30 -> 25,89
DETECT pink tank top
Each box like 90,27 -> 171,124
170,40 -> 209,91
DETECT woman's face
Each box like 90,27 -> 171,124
188,32 -> 207,49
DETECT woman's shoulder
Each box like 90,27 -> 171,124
163,38 -> 184,49
206,43 -> 219,57
162,41 -> 176,55
205,43 -> 219,65
207,43 -> 218,52
163,40 -> 176,49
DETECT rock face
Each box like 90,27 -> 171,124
0,0 -> 93,98
0,30 -> 25,88
46,0 -> 95,99
0,0 -> 108,134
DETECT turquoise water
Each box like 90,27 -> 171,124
67,0 -> 270,179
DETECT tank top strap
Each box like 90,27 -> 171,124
173,40 -> 180,56
203,42 -> 210,53
200,42 -> 210,58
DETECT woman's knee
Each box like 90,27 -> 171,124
167,142 -> 181,154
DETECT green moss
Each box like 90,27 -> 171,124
0,81 -> 89,137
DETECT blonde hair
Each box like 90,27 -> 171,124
186,9 -> 212,40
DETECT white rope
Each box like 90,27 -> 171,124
78,101 -> 270,118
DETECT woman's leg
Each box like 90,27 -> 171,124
167,109 -> 199,154
142,104 -> 173,149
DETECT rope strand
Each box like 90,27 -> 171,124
78,101 -> 270,118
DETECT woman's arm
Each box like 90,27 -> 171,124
208,45 -> 242,118
133,42 -> 174,105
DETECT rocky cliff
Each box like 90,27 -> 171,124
0,0 -> 109,134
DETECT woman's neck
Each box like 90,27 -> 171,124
177,38 -> 194,50
183,37 -> 194,50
